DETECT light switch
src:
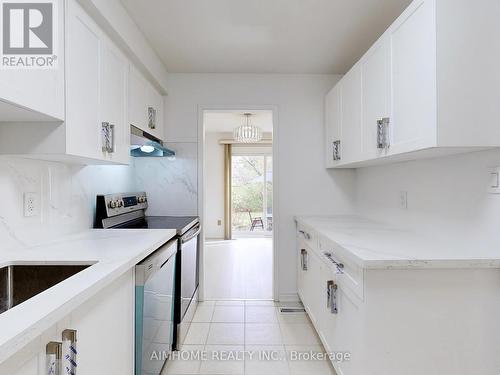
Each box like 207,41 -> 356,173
491,172 -> 499,188
488,168 -> 500,194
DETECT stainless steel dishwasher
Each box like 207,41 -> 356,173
135,239 -> 177,375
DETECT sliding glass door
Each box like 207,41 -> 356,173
231,153 -> 273,236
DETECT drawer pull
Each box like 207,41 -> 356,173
300,249 -> 308,271
326,280 -> 333,307
327,280 -> 338,314
299,230 -> 311,240
62,329 -> 77,375
46,341 -> 62,375
323,252 -> 344,273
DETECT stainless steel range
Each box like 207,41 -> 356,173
94,192 -> 201,366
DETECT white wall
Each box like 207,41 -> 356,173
355,148 -> 500,249
204,133 -> 225,239
163,73 -> 357,301
0,157 -> 134,251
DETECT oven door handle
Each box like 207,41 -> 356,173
181,224 -> 201,243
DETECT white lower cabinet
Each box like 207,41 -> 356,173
297,242 -> 323,327
70,270 -> 134,373
296,228 -> 500,375
1,270 -> 135,375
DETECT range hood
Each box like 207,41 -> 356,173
130,125 -> 175,157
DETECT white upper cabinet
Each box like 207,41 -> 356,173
326,0 -> 500,168
388,0 -> 436,155
100,41 -> 130,164
324,84 -> 341,168
325,67 -> 362,167
0,0 -> 165,165
0,0 -> 65,121
129,65 -> 164,140
65,0 -> 130,164
339,66 -> 362,165
65,0 -> 101,161
361,38 -> 390,160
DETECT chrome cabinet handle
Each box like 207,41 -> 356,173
101,122 -> 115,153
300,249 -> 308,271
299,230 -> 311,240
332,140 -> 341,161
327,280 -> 338,314
330,281 -> 338,314
46,341 -> 62,375
323,252 -> 344,273
62,329 -> 77,375
327,280 -> 333,308
148,106 -> 157,129
377,117 -> 390,149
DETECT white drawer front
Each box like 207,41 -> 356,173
296,223 -> 318,250
319,237 -> 364,301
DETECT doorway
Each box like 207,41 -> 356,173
201,109 -> 275,300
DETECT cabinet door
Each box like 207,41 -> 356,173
317,261 -> 337,352
340,66 -> 362,164
146,83 -> 164,140
325,85 -> 342,168
70,270 -> 134,374
128,66 -> 162,137
389,0 -> 437,155
65,0 -> 101,160
361,38 -> 391,160
100,40 -> 130,164
297,242 -> 306,301
302,249 -> 323,327
128,65 -> 147,132
0,0 -> 64,121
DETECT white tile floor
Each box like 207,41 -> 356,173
204,238 -> 273,300
162,300 -> 336,375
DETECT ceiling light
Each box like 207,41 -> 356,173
233,113 -> 262,143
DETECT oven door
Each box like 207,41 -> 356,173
179,223 -> 201,319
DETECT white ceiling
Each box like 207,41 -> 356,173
121,0 -> 411,74
204,110 -> 273,133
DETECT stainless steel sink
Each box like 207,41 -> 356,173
0,264 -> 91,314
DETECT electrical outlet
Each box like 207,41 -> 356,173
217,220 -> 222,226
24,192 -> 40,217
399,191 -> 408,209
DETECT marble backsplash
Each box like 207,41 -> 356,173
0,142 -> 198,251
133,142 -> 198,216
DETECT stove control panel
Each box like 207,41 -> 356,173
98,192 -> 148,218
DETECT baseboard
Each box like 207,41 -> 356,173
278,292 -> 300,303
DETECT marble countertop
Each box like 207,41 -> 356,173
295,215 -> 500,269
0,228 -> 177,364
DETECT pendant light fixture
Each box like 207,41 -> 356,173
233,113 -> 263,143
